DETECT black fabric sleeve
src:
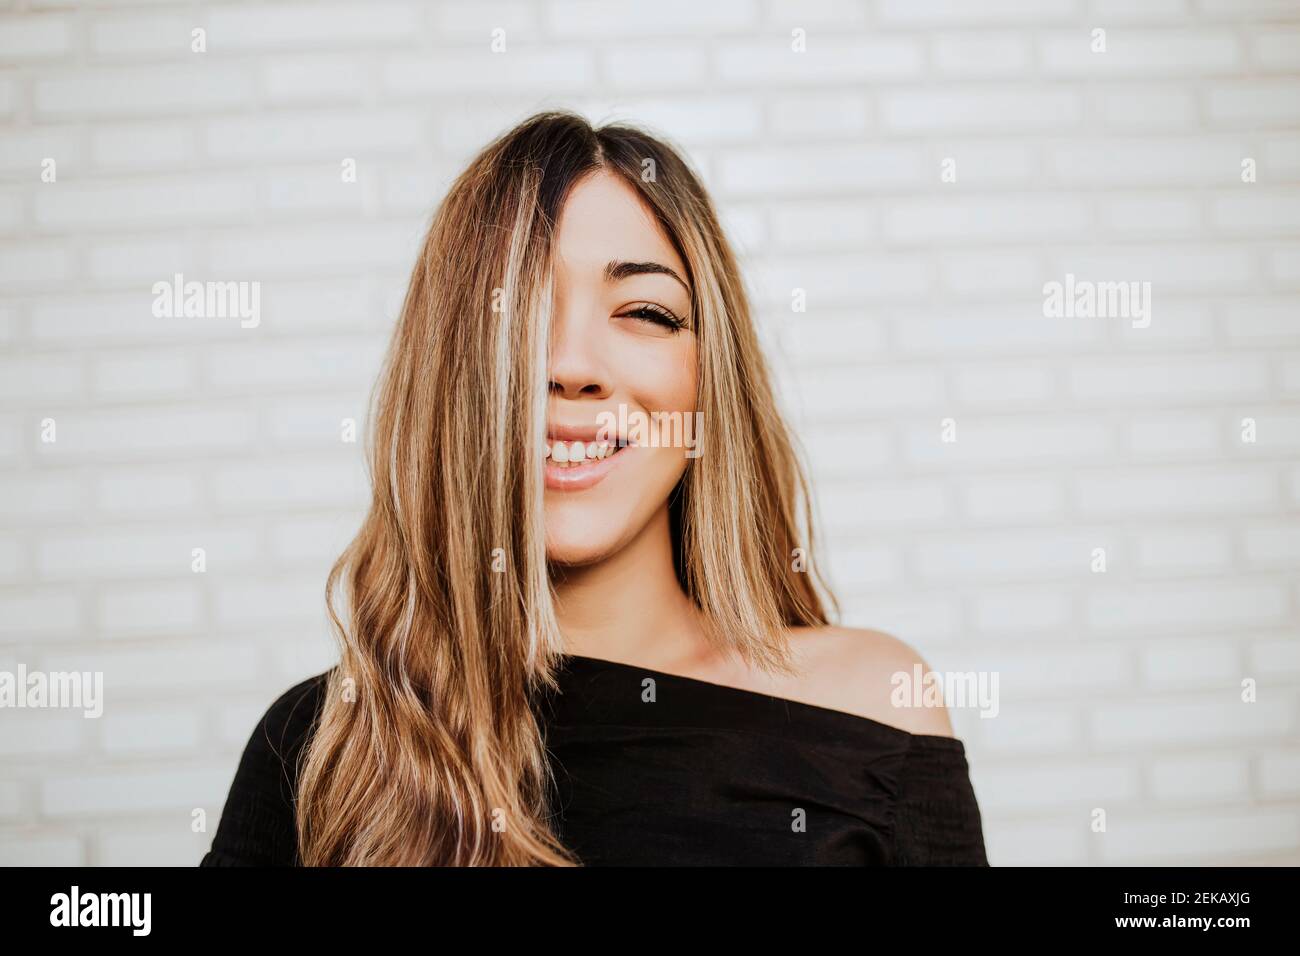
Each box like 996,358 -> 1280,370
889,736 -> 990,866
200,672 -> 331,867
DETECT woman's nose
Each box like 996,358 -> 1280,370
547,308 -> 611,400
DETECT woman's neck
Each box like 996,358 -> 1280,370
550,505 -> 705,668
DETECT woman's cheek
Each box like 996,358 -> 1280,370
622,341 -> 698,415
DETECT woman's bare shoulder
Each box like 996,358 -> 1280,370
782,625 -> 955,737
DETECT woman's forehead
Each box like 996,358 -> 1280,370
553,170 -> 686,278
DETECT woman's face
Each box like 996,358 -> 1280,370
543,169 -> 697,566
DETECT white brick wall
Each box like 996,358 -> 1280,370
1,0 -> 1298,867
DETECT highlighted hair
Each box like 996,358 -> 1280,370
297,111 -> 837,866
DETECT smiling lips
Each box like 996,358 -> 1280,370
544,427 -> 631,492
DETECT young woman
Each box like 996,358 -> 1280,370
201,111 -> 988,867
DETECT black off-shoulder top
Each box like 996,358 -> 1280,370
201,654 -> 989,866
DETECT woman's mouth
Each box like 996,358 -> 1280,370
544,439 -> 630,491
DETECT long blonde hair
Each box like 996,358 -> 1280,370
297,111 -> 838,866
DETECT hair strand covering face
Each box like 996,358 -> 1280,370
296,111 -> 838,866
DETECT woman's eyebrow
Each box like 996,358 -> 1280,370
604,259 -> 691,295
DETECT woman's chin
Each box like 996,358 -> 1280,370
544,496 -> 645,568
545,535 -> 621,568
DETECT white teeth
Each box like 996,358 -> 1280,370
545,439 -> 621,466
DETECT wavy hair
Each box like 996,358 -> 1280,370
296,111 -> 838,866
